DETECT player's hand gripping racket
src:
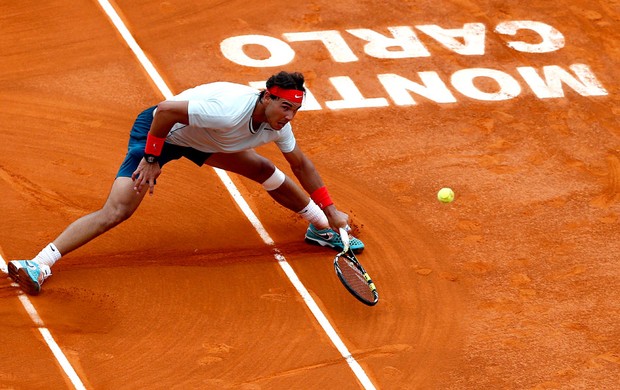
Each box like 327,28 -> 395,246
334,228 -> 379,306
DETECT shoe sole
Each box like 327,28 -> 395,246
7,263 -> 41,296
304,237 -> 364,254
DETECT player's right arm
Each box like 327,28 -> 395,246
149,101 -> 189,137
132,101 -> 189,195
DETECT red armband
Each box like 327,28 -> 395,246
145,133 -> 166,157
311,186 -> 334,210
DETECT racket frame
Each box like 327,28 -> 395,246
333,228 -> 379,306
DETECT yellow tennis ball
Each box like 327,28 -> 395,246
437,187 -> 455,203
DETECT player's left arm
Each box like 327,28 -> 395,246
282,145 -> 323,192
283,145 -> 349,229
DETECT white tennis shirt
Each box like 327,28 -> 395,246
162,82 -> 297,153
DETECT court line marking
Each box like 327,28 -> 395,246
97,1 -> 376,388
0,254 -> 87,390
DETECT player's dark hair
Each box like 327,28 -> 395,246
259,71 -> 305,100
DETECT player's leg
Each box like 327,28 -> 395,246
205,150 -> 364,252
7,107 -> 159,295
52,143 -> 202,254
205,150 -> 308,211
53,177 -> 147,255
54,106 -> 160,256
8,176 -> 147,295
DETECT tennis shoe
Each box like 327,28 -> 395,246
304,224 -> 365,253
7,260 -> 51,296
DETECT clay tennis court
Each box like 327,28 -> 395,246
1,1 -> 619,389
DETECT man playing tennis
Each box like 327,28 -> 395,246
8,71 -> 364,295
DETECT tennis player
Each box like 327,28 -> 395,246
8,71 -> 364,295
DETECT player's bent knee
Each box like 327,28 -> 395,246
261,167 -> 286,191
101,203 -> 136,228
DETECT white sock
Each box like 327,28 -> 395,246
34,243 -> 62,268
298,199 -> 329,229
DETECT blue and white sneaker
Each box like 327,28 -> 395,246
304,224 -> 365,253
7,260 -> 51,296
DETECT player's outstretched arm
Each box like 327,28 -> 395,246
283,145 -> 350,230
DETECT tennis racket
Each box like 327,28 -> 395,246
334,228 -> 379,306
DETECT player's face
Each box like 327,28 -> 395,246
265,96 -> 301,130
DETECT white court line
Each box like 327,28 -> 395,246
213,171 -> 376,388
0,254 -> 87,390
97,1 -> 377,389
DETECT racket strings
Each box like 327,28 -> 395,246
336,256 -> 375,302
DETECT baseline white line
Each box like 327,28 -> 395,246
97,1 -> 376,388
0,254 -> 87,390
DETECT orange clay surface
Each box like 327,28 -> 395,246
1,1 -> 619,389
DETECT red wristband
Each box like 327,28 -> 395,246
311,186 -> 334,210
145,133 -> 166,156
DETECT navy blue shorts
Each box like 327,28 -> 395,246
116,106 -> 212,177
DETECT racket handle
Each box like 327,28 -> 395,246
339,227 -> 350,252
